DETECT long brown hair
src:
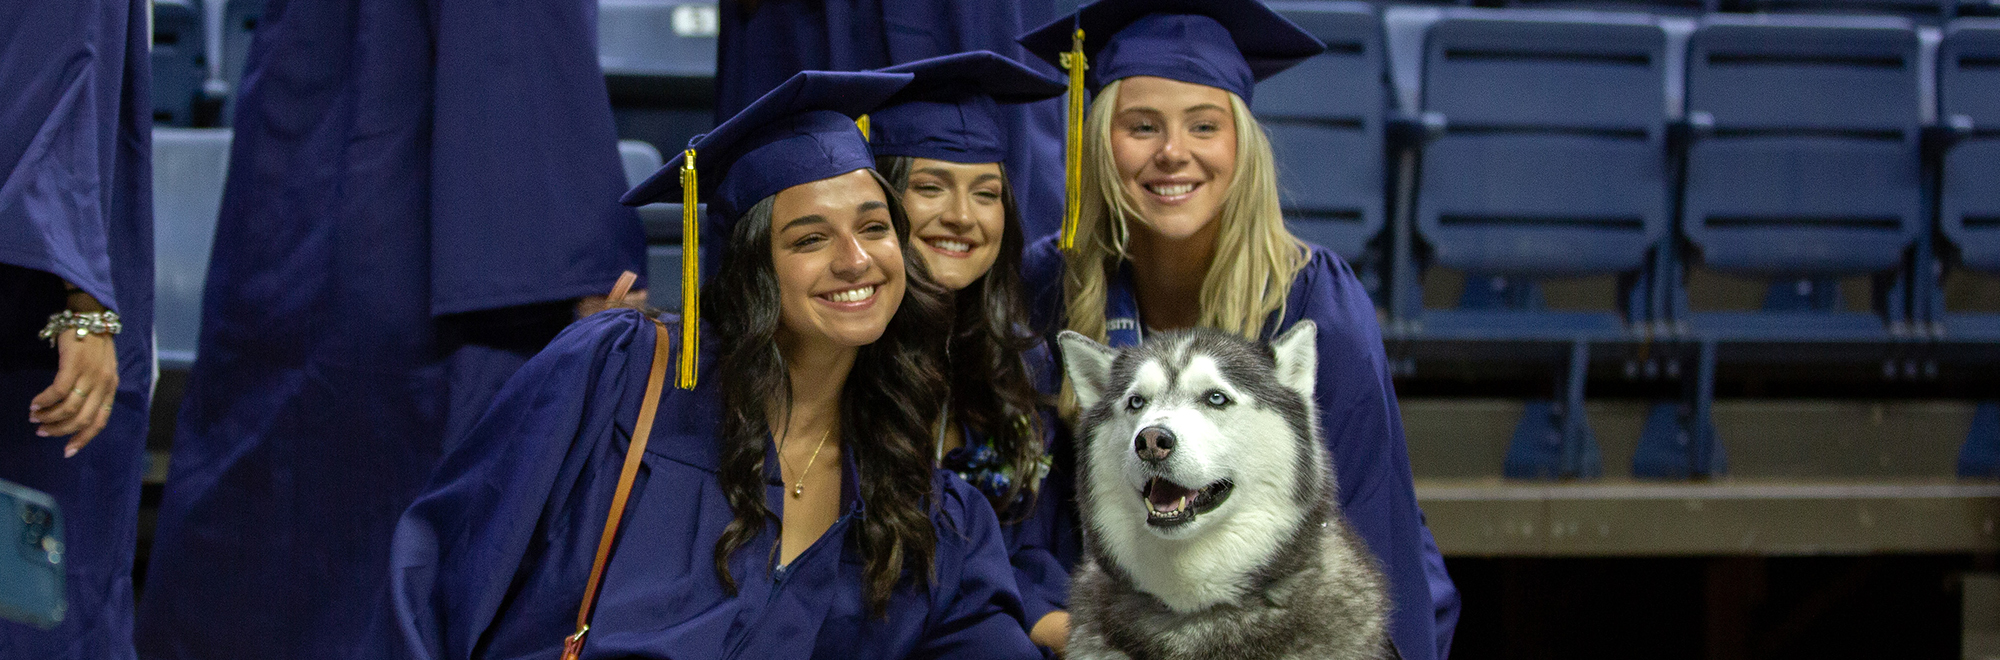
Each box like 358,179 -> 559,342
707,170 -> 952,615
876,155 -> 1047,520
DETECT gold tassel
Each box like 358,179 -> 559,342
678,149 -> 700,390
856,114 -> 871,141
1057,28 -> 1087,252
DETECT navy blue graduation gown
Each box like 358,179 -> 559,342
378,310 -> 1044,660
133,0 -> 642,657
1021,236 -> 1461,660
0,0 -> 153,655
985,425 -> 1080,632
714,0 -> 1067,240
947,342 -> 1081,631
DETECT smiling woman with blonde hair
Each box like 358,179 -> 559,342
1017,1 -> 1461,658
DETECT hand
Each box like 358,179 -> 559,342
29,331 -> 119,457
1030,610 -> 1070,656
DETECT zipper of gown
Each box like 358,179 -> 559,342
721,513 -> 854,660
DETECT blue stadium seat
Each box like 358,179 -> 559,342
1736,0 -> 1956,21
151,0 -> 205,127
618,139 -> 663,189
1506,0 -> 1716,15
1406,9 -> 1668,341
1258,2 -> 1388,266
598,0 -> 719,80
1387,9 -> 1674,479
618,140 -> 686,309
1678,14 -> 1923,342
151,129 -> 233,370
1935,18 -> 2000,340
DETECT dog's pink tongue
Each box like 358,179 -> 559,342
1147,478 -> 1195,511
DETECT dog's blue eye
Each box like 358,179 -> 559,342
1126,395 -> 1146,410
1206,391 -> 1230,407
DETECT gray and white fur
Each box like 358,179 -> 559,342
1057,322 -> 1391,660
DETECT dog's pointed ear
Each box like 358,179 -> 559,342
1269,320 -> 1318,399
1058,330 -> 1117,409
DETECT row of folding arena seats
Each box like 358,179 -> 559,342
145,1 -> 1995,480
1252,3 -> 2000,478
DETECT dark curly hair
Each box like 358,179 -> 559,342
876,155 -> 1047,521
706,170 -> 952,616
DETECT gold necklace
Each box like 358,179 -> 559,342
782,426 -> 833,498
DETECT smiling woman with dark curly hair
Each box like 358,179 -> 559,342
373,71 -> 1043,660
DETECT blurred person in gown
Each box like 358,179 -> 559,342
133,1 -> 643,658
0,0 -> 153,657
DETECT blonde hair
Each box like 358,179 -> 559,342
1058,79 -> 1308,415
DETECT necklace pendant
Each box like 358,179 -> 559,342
792,484 -> 804,498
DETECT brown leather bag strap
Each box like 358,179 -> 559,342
606,271 -> 639,305
562,317 -> 672,660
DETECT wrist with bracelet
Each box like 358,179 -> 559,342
38,310 -> 123,345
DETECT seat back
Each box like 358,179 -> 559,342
152,129 -> 234,369
1682,15 -> 1923,275
1941,19 -> 2000,272
1416,9 -> 1669,276
617,139 -> 664,189
1736,0 -> 1954,21
151,0 -> 204,127
618,140 -> 688,307
1258,2 -> 1387,262
598,0 -> 719,79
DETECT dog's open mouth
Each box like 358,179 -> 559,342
1141,477 -> 1234,527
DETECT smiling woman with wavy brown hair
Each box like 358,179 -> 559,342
373,70 -> 1044,660
865,51 -> 1077,654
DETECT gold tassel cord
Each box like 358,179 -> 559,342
678,149 -> 700,390
856,114 -> 871,141
1058,28 -> 1087,252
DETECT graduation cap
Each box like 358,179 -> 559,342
621,69 -> 915,389
868,51 -> 1067,165
1017,0 -> 1326,249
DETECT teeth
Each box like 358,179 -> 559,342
824,286 -> 874,303
1147,182 -> 1195,196
928,238 -> 972,253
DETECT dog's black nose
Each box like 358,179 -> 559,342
1135,426 -> 1175,463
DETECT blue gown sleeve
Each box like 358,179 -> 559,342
1019,236 -> 1066,340
912,476 -> 1049,660
1004,475 -> 1073,630
1289,247 -> 1456,660
379,310 -> 659,660
427,0 -> 644,315
1424,520 -> 1460,658
1004,347 -> 1080,630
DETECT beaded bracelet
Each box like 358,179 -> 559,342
38,310 -> 123,345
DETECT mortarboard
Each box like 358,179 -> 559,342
621,70 -> 915,388
869,51 -> 1067,165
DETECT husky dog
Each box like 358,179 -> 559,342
1056,322 -> 1391,660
